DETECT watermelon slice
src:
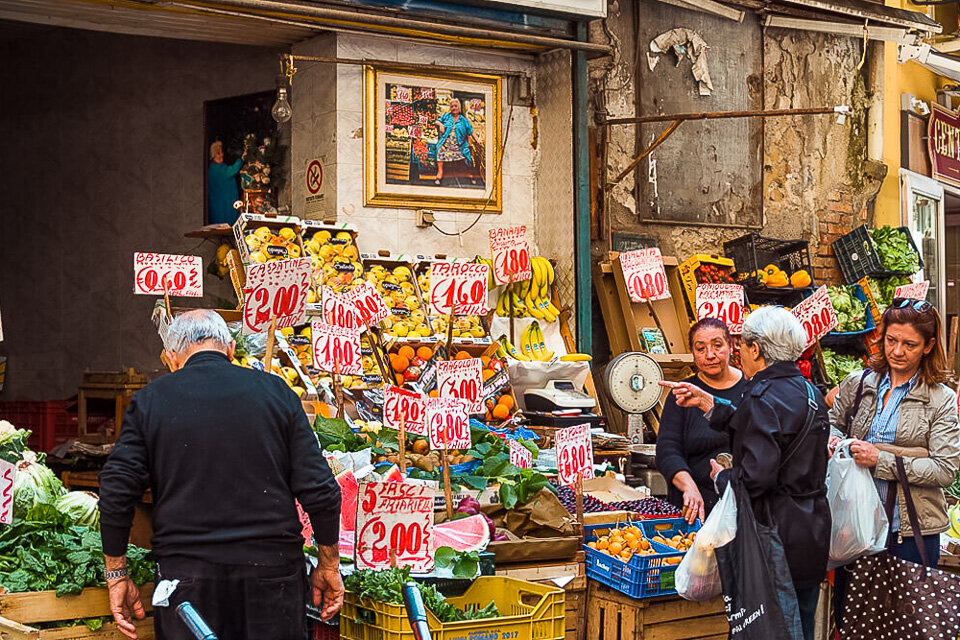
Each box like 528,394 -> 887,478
336,470 -> 358,557
381,464 -> 405,483
432,514 -> 491,552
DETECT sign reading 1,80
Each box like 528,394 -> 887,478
310,320 -> 362,375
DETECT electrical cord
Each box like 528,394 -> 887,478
429,103 -> 515,237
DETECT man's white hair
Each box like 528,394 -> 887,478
166,309 -> 232,354
741,306 -> 806,363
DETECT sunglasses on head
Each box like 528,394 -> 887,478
891,297 -> 933,312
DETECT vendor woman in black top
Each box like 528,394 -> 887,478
656,318 -> 746,524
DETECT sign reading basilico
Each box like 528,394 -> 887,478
928,102 -> 960,186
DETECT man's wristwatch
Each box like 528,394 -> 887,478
104,567 -> 128,581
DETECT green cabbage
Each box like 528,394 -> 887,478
13,460 -> 67,520
871,226 -> 920,274
827,285 -> 867,332
0,420 -> 31,464
822,348 -> 865,386
55,491 -> 100,529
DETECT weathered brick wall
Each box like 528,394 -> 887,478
813,191 -> 870,284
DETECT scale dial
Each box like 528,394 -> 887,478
605,352 -> 664,414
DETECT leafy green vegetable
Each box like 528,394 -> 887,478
827,286 -> 867,333
433,546 -> 480,578
946,471 -> 960,501
866,276 -> 912,314
343,567 -> 499,623
13,459 -> 67,519
55,491 -> 100,529
312,416 -> 370,453
871,226 -> 920,274
0,422 -> 31,464
822,348 -> 865,386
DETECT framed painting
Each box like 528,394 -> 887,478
364,65 -> 502,213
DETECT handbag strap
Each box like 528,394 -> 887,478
779,380 -> 819,471
895,456 -> 931,571
842,369 -> 871,434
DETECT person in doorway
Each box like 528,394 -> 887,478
662,306 -> 830,640
656,318 -> 746,523
207,140 -> 242,225
828,299 -> 959,563
98,310 -> 343,640
434,99 -> 479,185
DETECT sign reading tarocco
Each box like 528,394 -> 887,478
928,103 -> 960,187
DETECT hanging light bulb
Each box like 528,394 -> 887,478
272,87 -> 292,123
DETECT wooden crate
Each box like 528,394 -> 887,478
497,560 -> 586,640
0,584 -> 155,640
586,581 -> 727,640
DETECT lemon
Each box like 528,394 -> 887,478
313,230 -> 332,243
417,326 -> 433,337
306,288 -> 318,304
254,226 -> 272,242
251,250 -> 268,264
335,231 -> 352,241
287,244 -> 302,258
280,327 -> 295,337
404,295 -> 420,309
392,324 -> 409,337
299,326 -> 312,338
470,328 -> 485,338
343,245 -> 359,260
393,266 -> 412,280
278,227 -> 297,241
244,234 -> 262,249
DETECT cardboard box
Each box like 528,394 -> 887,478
232,212 -> 304,265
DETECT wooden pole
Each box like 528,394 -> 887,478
575,471 -> 585,541
163,279 -> 173,321
639,284 -> 671,355
333,359 -> 345,419
368,328 -> 392,384
398,415 -> 407,474
264,316 -> 278,371
508,273 -> 515,345
441,428 -> 453,520
446,306 -> 456,356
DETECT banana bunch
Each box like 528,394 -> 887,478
493,256 -> 561,321
474,256 -> 497,289
520,321 -> 554,361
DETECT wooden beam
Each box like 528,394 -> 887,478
653,0 -> 744,23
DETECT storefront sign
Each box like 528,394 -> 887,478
428,262 -> 489,316
696,283 -> 746,334
791,286 -> 838,349
509,439 -> 532,469
929,103 -> 960,187
311,320 -> 363,375
384,386 -> 427,436
426,397 -> 471,450
0,459 -> 14,525
489,226 -> 532,284
894,281 -> 929,300
355,482 -> 434,572
133,253 -> 203,298
344,281 -> 391,328
620,248 -> 670,302
321,287 -> 363,331
555,423 -> 594,486
479,0 -> 606,18
242,258 -> 312,334
436,358 -> 484,414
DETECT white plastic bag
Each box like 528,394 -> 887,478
826,439 -> 889,569
676,482 -> 738,601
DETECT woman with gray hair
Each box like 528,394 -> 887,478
663,306 -> 830,640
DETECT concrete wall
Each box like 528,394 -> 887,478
0,21 -> 280,399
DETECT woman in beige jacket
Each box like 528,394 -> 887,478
828,298 -> 959,567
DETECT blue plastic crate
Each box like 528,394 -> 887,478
638,517 -> 702,542
582,523 -> 685,599
824,284 -> 876,337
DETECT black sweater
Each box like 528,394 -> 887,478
99,351 -> 341,565
655,373 -> 746,514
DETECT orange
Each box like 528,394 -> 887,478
429,389 -> 439,398
417,346 -> 434,360
624,532 -> 638,548
587,541 -> 597,549
620,549 -> 633,562
492,404 -> 510,420
608,541 -> 623,555
392,355 -> 410,372
596,538 -> 609,550
498,395 -> 515,410
480,356 -> 491,367
398,345 -> 416,360
455,350 -> 471,360
482,369 -> 496,381
395,374 -> 405,386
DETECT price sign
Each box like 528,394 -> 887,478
489,226 -> 532,284
311,319 -> 362,375
0,459 -> 12,525
619,248 -> 670,302
133,253 -> 203,298
555,423 -> 594,486
436,358 -> 484,414
384,386 -> 427,436
791,285 -> 839,348
295,500 -> 314,546
321,287 -> 363,330
426,397 -> 471,450
344,281 -> 391,328
696,283 -> 746,334
429,262 -> 489,316
509,439 -> 532,469
355,482 -> 434,572
242,258 -> 312,334
894,281 -> 930,301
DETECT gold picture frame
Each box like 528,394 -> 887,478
364,65 -> 502,213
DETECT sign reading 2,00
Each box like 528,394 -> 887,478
355,482 -> 434,572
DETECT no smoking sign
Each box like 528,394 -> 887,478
306,160 -> 323,195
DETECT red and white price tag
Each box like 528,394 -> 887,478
509,439 -> 532,470
436,358 -> 484,414
133,253 -> 203,298
429,262 -> 489,316
620,248 -> 670,302
310,320 -> 362,375
696,283 -> 746,334
489,226 -> 532,284
0,459 -> 13,525
384,386 -> 427,436
894,281 -> 929,301
355,482 -> 434,572
426,397 -> 471,450
242,258 -> 312,334
792,285 -> 839,348
555,423 -> 594,486
345,281 -> 391,328
295,500 -> 314,546
322,287 -> 363,330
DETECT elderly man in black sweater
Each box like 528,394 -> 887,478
98,309 -> 342,640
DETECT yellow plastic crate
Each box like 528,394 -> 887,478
677,254 -> 735,318
341,576 -> 565,640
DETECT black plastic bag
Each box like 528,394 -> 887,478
716,471 -> 803,640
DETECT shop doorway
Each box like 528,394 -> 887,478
944,187 -> 960,369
